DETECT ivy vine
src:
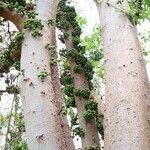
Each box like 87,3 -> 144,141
56,0 -> 103,141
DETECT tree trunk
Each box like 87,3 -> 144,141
19,0 -> 74,149
97,1 -> 150,149
65,30 -> 100,149
56,1 -> 100,148
50,65 -> 75,150
50,37 -> 75,149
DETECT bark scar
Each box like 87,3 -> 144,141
36,134 -> 44,142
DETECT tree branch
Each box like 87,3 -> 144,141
0,2 -> 24,30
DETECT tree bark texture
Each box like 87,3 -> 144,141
19,0 -> 74,149
97,1 -> 150,150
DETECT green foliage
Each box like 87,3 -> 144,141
81,26 -> 104,92
8,111 -> 27,149
31,29 -> 42,37
2,94 -> 28,150
74,89 -> 90,99
89,50 -> 103,62
15,5 -> 25,14
96,118 -> 104,140
45,44 -> 55,51
128,0 -> 150,23
7,4 -> 22,14
49,46 -> 57,66
0,31 -> 24,72
64,85 -> 74,97
73,127 -> 85,138
47,19 -> 54,26
0,0 -> 149,148
37,71 -> 48,80
85,100 -> 97,111
83,100 -> 98,121
0,31 -> 23,72
8,32 -> 24,52
68,108 -> 79,127
63,48 -> 88,66
22,3 -> 43,37
85,62 -> 94,81
60,63 -> 76,117
76,15 -> 87,28
59,48 -> 67,57
57,0 -> 95,98
58,33 -> 67,43
10,137 -> 28,150
64,32 -> 69,39
50,59 -> 57,66
84,145 -> 99,150
66,48 -> 77,58
82,26 -> 103,61
24,18 -> 43,37
83,109 -> 96,120
13,61 -> 20,70
138,30 -> 150,59
6,85 -> 19,94
56,1 -> 77,30
61,74 -> 74,85
0,50 -> 14,73
74,53 -> 87,66
61,106 -> 67,115
45,43 -> 57,66
5,0 -> 26,6
0,115 -> 9,128
57,1 -> 98,139
65,97 -> 76,108
26,10 -> 38,19
73,64 -> 83,73
4,0 -> 35,14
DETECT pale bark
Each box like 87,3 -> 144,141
97,1 -> 150,150
65,30 -> 100,149
19,0 -> 74,149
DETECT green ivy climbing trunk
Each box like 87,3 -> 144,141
19,0 -> 74,149
56,1 -> 100,149
97,1 -> 150,149
65,31 -> 100,149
